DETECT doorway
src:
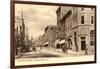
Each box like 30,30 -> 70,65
81,37 -> 86,50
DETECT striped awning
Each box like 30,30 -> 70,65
43,42 -> 48,45
59,40 -> 65,44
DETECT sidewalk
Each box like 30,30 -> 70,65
40,47 -> 92,57
15,47 -> 94,66
15,53 -> 24,59
15,50 -> 31,58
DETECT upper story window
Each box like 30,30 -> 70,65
91,16 -> 94,24
81,16 -> 84,24
51,27 -> 53,30
20,26 -> 22,31
56,32 -> 58,34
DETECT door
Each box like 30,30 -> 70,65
81,41 -> 85,50
81,37 -> 86,50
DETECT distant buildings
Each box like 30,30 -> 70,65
35,35 -> 44,47
43,25 -> 57,47
37,25 -> 57,48
56,6 -> 95,52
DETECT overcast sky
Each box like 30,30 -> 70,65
15,4 -> 58,39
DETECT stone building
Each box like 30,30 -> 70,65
43,25 -> 57,48
56,6 -> 95,53
56,6 -> 72,49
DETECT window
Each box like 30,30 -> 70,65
81,16 -> 84,24
56,32 -> 58,34
91,16 -> 94,24
90,30 -> 95,46
81,37 -> 85,41
74,32 -> 76,38
20,26 -> 21,31
51,27 -> 52,30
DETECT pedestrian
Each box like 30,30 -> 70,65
85,44 -> 88,55
33,46 -> 36,52
62,44 -> 64,53
40,45 -> 42,49
65,42 -> 68,54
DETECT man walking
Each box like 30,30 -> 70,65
62,41 -> 68,54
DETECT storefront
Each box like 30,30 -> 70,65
43,42 -> 49,47
57,39 -> 65,49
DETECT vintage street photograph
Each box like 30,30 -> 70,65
14,3 -> 96,66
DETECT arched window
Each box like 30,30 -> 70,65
90,30 -> 95,46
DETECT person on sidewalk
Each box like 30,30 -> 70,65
40,45 -> 42,49
62,44 -> 65,53
65,41 -> 68,54
62,41 -> 68,54
33,45 -> 36,52
85,44 -> 88,55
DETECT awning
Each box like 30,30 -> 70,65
55,39 -> 60,44
59,40 -> 65,44
43,42 -> 48,45
54,39 -> 60,46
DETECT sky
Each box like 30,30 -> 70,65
15,3 -> 58,39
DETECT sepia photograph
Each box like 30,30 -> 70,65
11,1 -> 96,68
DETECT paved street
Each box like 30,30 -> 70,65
16,51 -> 60,59
15,47 -> 61,59
15,47 -> 94,66
15,47 -> 94,59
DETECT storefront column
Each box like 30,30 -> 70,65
78,36 -> 81,51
